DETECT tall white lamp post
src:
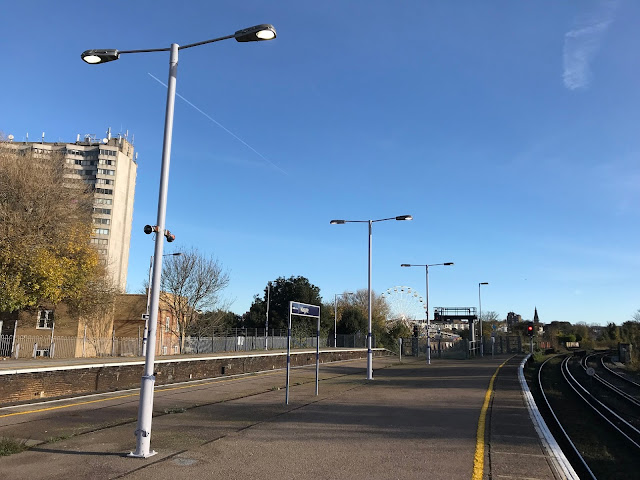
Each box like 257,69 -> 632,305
401,262 -> 453,365
81,23 -> 277,459
330,215 -> 412,379
334,292 -> 353,347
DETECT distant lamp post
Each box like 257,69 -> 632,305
478,282 -> 489,357
330,215 -> 412,379
401,262 -> 453,365
334,292 -> 354,348
143,253 -> 182,356
82,23 -> 276,459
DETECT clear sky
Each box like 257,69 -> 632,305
2,1 -> 638,325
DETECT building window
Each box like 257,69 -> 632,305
165,317 -> 171,332
37,308 -> 54,329
94,188 -> 113,195
94,198 -> 113,205
173,345 -> 179,354
92,207 -> 111,215
93,228 -> 109,235
93,218 -> 110,225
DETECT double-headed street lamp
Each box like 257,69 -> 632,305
330,215 -> 412,380
81,23 -> 276,459
478,282 -> 489,357
401,262 -> 453,365
334,292 -> 354,347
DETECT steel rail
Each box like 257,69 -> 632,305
583,353 -> 640,407
538,355 -> 595,480
600,354 -> 640,388
562,355 -> 640,449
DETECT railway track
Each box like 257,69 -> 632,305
535,354 -> 640,479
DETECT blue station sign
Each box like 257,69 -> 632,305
290,302 -> 320,318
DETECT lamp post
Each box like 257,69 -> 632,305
334,292 -> 353,348
81,23 -> 276,459
478,282 -> 489,357
330,215 -> 412,379
401,262 -> 453,365
143,252 -> 182,356
265,282 -> 271,351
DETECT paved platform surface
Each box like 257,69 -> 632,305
487,356 -> 557,480
0,354 -> 559,480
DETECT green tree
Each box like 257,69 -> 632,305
186,309 -> 240,337
0,143 -> 106,312
337,306 -> 367,334
243,276 -> 331,335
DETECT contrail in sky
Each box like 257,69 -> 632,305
148,72 -> 287,176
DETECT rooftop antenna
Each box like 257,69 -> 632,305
131,133 -> 134,145
7,134 -> 14,142
107,127 -> 112,141
77,134 -> 81,143
41,132 -> 45,143
26,132 -> 29,142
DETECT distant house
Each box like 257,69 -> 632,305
1,293 -> 184,359
113,293 -> 183,356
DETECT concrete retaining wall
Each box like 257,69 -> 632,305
0,349 -> 390,405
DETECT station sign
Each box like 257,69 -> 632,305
290,302 -> 320,318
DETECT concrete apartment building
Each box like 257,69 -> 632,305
7,131 -> 137,291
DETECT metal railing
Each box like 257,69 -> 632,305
0,332 -> 372,359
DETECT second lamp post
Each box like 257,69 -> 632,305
331,215 -> 412,379
401,262 -> 453,364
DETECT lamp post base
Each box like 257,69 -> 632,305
128,450 -> 157,459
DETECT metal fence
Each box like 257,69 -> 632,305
397,335 -> 523,360
0,331 -> 372,359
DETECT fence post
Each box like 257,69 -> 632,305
15,344 -> 20,359
11,320 -> 17,357
83,325 -> 87,358
32,342 -> 37,358
50,342 -> 56,358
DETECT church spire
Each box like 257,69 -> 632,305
533,307 -> 539,323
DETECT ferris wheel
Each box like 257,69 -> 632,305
381,286 -> 427,325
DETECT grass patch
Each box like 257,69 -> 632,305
163,407 -> 186,414
0,437 -> 29,456
45,434 -> 71,443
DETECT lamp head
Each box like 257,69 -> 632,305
330,220 -> 346,225
401,264 -> 411,267
395,215 -> 412,221
480,282 -> 489,285
81,49 -> 120,64
235,24 -> 277,42
444,262 -> 454,266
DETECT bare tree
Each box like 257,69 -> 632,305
159,248 -> 230,352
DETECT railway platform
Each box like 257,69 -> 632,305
0,354 -> 566,480
487,356 -> 561,480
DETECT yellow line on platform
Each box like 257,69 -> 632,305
471,357 -> 511,480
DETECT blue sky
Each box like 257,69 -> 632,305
2,1 -> 638,325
